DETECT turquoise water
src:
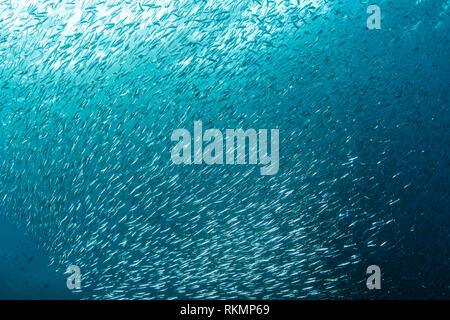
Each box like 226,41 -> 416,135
0,0 -> 448,299
0,218 -> 72,299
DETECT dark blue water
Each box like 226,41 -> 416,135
0,0 -> 448,299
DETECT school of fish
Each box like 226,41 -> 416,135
0,0 -> 448,299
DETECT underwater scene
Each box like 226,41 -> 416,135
0,0 -> 448,299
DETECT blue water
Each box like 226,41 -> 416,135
0,218 -> 73,299
0,0 -> 448,299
